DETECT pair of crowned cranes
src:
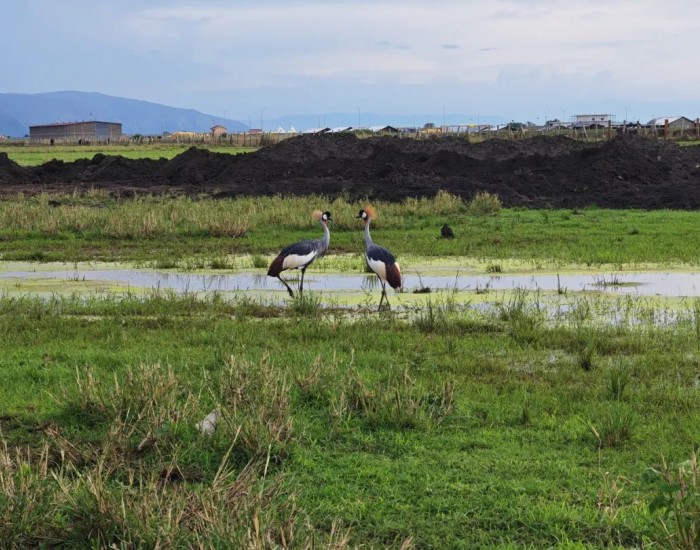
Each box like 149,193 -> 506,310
267,206 -> 401,309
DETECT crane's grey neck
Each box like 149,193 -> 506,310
320,220 -> 330,250
363,219 -> 373,248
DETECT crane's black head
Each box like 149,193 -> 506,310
356,205 -> 376,220
312,210 -> 332,223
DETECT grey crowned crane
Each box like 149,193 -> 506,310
357,205 -> 402,309
267,210 -> 331,297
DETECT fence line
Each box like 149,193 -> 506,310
4,120 -> 700,148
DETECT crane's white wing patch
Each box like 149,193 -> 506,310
366,257 -> 387,282
283,251 -> 316,270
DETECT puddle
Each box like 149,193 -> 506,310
1,263 -> 700,298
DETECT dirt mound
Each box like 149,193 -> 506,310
156,147 -> 232,186
2,135 -> 700,208
0,153 -> 29,184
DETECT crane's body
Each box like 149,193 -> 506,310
357,206 -> 401,309
268,210 -> 331,297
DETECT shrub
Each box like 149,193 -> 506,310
644,450 -> 700,549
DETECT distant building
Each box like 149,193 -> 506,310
571,114 -> 614,129
421,126 -> 442,135
647,116 -> 696,130
210,125 -> 227,137
367,125 -> 399,134
442,124 -> 491,134
354,126 -> 399,134
29,121 -> 122,143
574,114 -> 611,124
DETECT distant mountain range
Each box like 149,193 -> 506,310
0,91 -> 248,137
0,91 -> 508,137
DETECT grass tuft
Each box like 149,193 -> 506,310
252,254 -> 269,269
467,191 -> 502,216
608,362 -> 631,401
289,292 -> 323,316
578,344 -> 597,371
331,368 -> 455,430
590,404 -> 637,448
210,355 -> 294,463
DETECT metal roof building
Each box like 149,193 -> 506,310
647,116 -> 696,129
29,121 -> 122,143
303,127 -> 330,134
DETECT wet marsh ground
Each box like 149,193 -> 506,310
2,194 -> 700,547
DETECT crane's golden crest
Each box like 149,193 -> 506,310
364,205 -> 377,220
312,209 -> 324,221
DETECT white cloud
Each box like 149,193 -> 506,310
4,0 -> 700,118
116,1 -> 698,87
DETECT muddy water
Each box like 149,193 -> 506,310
1,262 -> 699,298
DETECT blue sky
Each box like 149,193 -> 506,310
3,0 -> 699,123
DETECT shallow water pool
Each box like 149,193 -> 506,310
1,262 -> 699,298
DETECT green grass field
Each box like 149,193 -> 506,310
2,194 -> 700,547
0,143 -> 256,166
0,192 -> 699,267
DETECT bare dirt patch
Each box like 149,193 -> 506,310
2,134 -> 700,208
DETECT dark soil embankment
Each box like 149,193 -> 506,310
2,134 -> 700,208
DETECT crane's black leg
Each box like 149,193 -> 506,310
278,276 -> 295,297
378,279 -> 388,310
299,266 -> 307,296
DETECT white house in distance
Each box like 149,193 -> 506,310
574,114 -> 611,124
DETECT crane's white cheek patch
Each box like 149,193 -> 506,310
367,257 -> 387,281
283,252 -> 316,270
